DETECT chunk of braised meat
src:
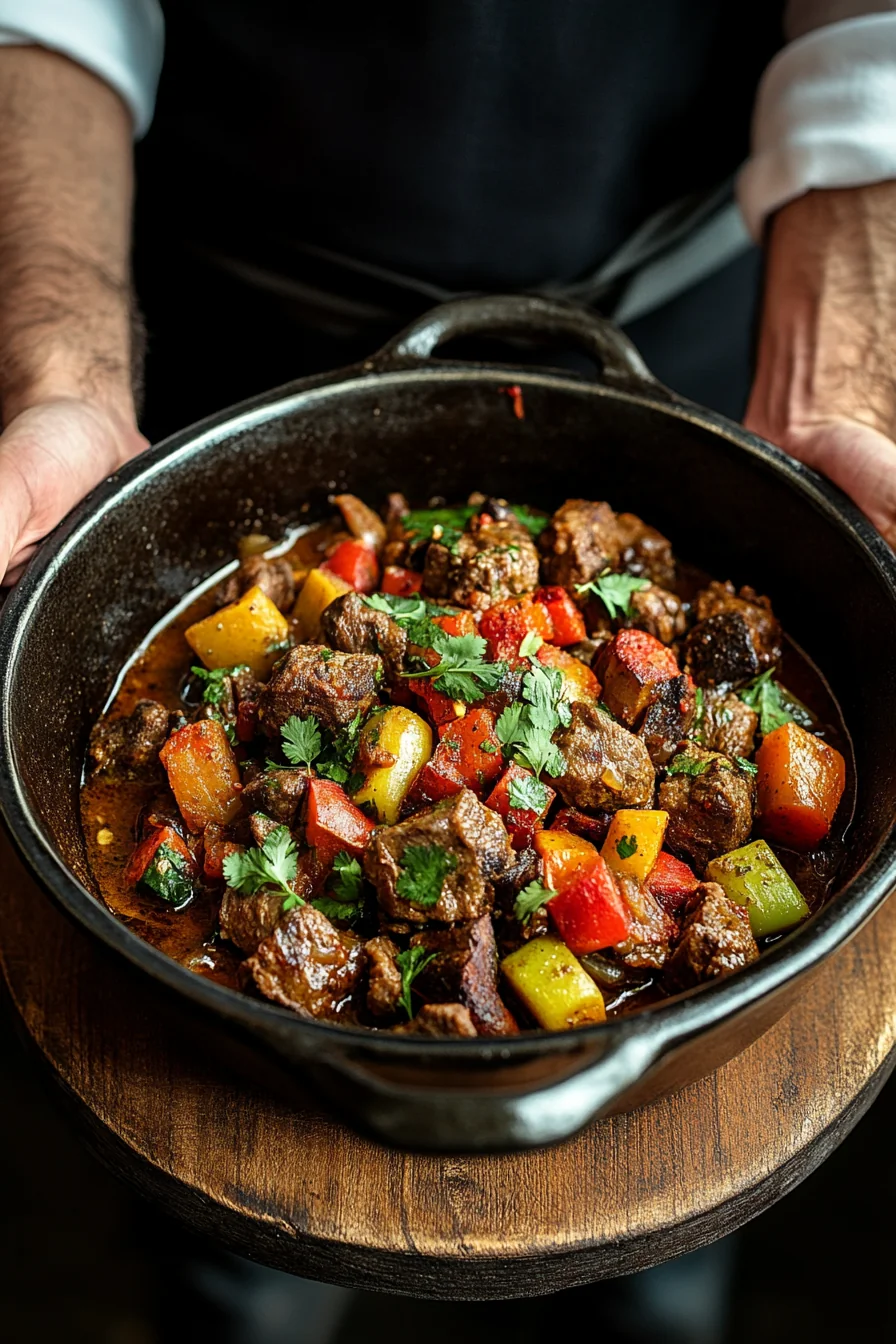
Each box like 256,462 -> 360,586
240,766 -> 308,828
659,745 -> 755,875
333,493 -> 387,553
639,674 -> 697,767
552,700 -> 655,812
258,645 -> 382,735
664,882 -> 759,991
612,512 -> 677,589
695,688 -> 758,760
393,1003 -> 478,1037
694,581 -> 781,667
422,516 -> 539,610
216,555 -> 296,613
550,807 -> 613,847
594,629 -> 683,729
410,913 -> 518,1036
586,584 -> 686,647
244,904 -> 364,1019
88,700 -> 174,779
321,591 -> 407,683
382,492 -> 413,567
539,499 -> 620,593
364,788 -> 516,924
491,847 -> 545,953
612,872 -> 679,970
219,888 -> 286,956
248,811 -> 284,848
684,611 -> 763,688
365,935 -> 403,1018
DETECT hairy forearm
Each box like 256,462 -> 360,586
0,46 -> 136,426
748,182 -> 896,439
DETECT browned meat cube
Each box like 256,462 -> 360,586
686,580 -> 782,686
258,645 -> 382,735
88,700 -> 173,779
248,812 -> 281,847
594,628 -> 683,728
219,887 -> 286,955
552,700 -> 655,812
539,499 -> 621,593
365,935 -> 403,1018
410,913 -> 518,1036
364,788 -> 515,924
245,904 -> 364,1019
422,517 -> 539,610
393,1003 -> 478,1036
240,766 -> 308,827
613,872 -> 679,970
321,591 -> 408,684
639,674 -> 697,766
585,583 -> 686,647
612,512 -> 677,589
216,554 -> 296,613
696,688 -> 758,760
664,882 -> 759,991
659,745 -> 755,874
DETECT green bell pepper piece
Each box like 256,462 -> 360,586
706,839 -> 809,938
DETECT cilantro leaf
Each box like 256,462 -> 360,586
316,710 -> 363,782
361,592 -> 430,623
395,843 -> 457,908
738,668 -> 812,737
507,774 -> 550,814
513,879 -> 557,925
616,834 -> 638,860
140,843 -> 194,907
222,824 -> 300,903
403,506 -> 476,544
519,630 -> 543,658
403,629 -> 507,703
281,714 -> 322,769
191,664 -> 250,707
508,505 -> 550,539
497,657 -> 568,780
576,571 -> 650,620
312,851 -> 367,923
666,753 -> 713,777
734,756 -> 758,775
395,945 -> 438,1019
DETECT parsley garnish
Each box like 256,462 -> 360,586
404,506 -> 476,544
480,740 -> 498,754
509,505 -> 549,539
311,851 -> 366,922
616,834 -> 638,860
735,756 -> 758,775
519,630 -> 543,658
576,571 -> 650,620
497,656 -> 569,780
222,824 -> 301,906
396,945 -> 438,1019
191,664 -> 250,707
738,668 -> 812,737
403,629 -> 508,703
395,843 -> 457,908
361,592 -> 431,623
140,843 -> 194,907
514,879 -> 557,924
666,753 -> 712,778
316,710 -> 364,784
508,774 -> 550,814
281,714 -> 322,769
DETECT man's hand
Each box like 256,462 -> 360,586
0,399 -> 147,583
745,183 -> 896,546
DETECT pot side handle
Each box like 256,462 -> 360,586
370,294 -> 665,395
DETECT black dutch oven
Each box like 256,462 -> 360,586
2,295 -> 896,1152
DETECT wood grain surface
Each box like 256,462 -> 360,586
2,826 -> 894,1300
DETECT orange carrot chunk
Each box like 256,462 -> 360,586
755,721 -> 846,850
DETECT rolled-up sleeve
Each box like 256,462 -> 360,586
0,0 -> 164,136
738,5 -> 896,238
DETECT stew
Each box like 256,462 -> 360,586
81,492 -> 853,1036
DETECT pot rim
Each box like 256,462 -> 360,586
3,356 -> 896,1062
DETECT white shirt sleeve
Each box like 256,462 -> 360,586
737,13 -> 896,239
0,0 -> 164,137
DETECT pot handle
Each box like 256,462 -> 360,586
370,294 -> 663,394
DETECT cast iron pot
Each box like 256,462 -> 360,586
3,295 -> 896,1152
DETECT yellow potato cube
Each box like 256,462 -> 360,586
293,567 -> 352,641
602,809 -> 668,883
185,584 -> 289,679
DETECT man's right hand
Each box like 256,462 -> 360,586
0,398 -> 148,584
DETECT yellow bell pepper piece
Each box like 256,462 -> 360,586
352,706 -> 432,825
294,567 -> 352,641
602,808 -> 668,883
185,584 -> 289,679
706,838 -> 809,938
502,935 -> 606,1030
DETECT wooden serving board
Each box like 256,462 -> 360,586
1,826 -> 894,1300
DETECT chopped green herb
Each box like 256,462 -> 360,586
442,738 -> 461,751
395,843 -> 457,908
403,629 -> 508,703
616,834 -> 639,860
666,753 -> 712,778
576,571 -> 650,620
739,667 -> 812,737
362,591 -> 430,623
497,655 -> 568,780
735,756 -> 759,775
396,945 -> 438,1019
514,879 -> 557,925
518,630 -> 543,658
191,664 -> 250,707
311,851 -> 367,922
281,714 -> 322,769
403,506 -> 476,544
320,648 -> 334,661
508,505 -> 550,539
479,740 -> 498,755
222,824 -> 300,904
140,843 -> 194,907
317,710 -> 364,784
507,774 -> 550,814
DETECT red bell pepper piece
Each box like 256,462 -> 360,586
381,565 -> 423,597
410,707 -> 503,805
432,611 -> 478,638
547,857 -> 631,954
125,825 -> 196,887
202,823 -> 241,881
646,850 -> 699,916
408,612 -> 480,725
485,761 -> 554,850
305,777 -> 375,863
321,539 -> 380,594
480,595 -> 553,665
536,586 -> 587,646
551,806 -> 612,849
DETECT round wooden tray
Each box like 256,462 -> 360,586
2,827 -> 894,1300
